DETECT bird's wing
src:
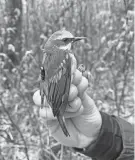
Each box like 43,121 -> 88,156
43,49 -> 71,117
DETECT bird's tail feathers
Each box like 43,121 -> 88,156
57,115 -> 70,137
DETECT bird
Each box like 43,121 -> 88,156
40,29 -> 86,137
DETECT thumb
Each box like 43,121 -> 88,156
81,92 -> 98,115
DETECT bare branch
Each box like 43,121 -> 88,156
0,97 -> 30,160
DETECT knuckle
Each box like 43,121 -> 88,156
73,69 -> 82,86
68,84 -> 78,101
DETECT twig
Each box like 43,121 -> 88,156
0,97 -> 30,160
60,145 -> 64,160
110,67 -> 120,116
43,148 -> 59,160
54,1 -> 74,24
119,38 -> 133,107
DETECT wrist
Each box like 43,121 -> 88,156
78,115 -> 102,149
74,112 -> 123,160
77,127 -> 101,149
75,91 -> 102,148
77,109 -> 102,149
77,135 -> 97,149
81,92 -> 102,137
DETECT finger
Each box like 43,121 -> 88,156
67,97 -> 82,112
81,92 -> 97,114
39,105 -> 84,120
77,76 -> 88,97
72,69 -> 82,86
33,90 -> 49,107
68,84 -> 78,102
33,86 -> 78,107
33,90 -> 42,106
33,89 -> 81,115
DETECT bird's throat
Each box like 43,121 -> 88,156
59,43 -> 72,50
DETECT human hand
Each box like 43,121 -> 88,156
33,55 -> 102,148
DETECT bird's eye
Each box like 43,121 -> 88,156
63,38 -> 69,43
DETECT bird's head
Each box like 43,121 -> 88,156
44,30 -> 86,51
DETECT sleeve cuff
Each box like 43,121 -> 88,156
74,112 -> 123,160
113,116 -> 134,160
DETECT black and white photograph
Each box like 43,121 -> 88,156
0,0 -> 134,160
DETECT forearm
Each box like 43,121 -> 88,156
74,112 -> 134,160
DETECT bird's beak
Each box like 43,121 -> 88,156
73,37 -> 87,42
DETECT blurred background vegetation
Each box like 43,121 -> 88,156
0,0 -> 134,159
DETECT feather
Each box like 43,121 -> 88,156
42,47 -> 71,136
54,56 -> 71,116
